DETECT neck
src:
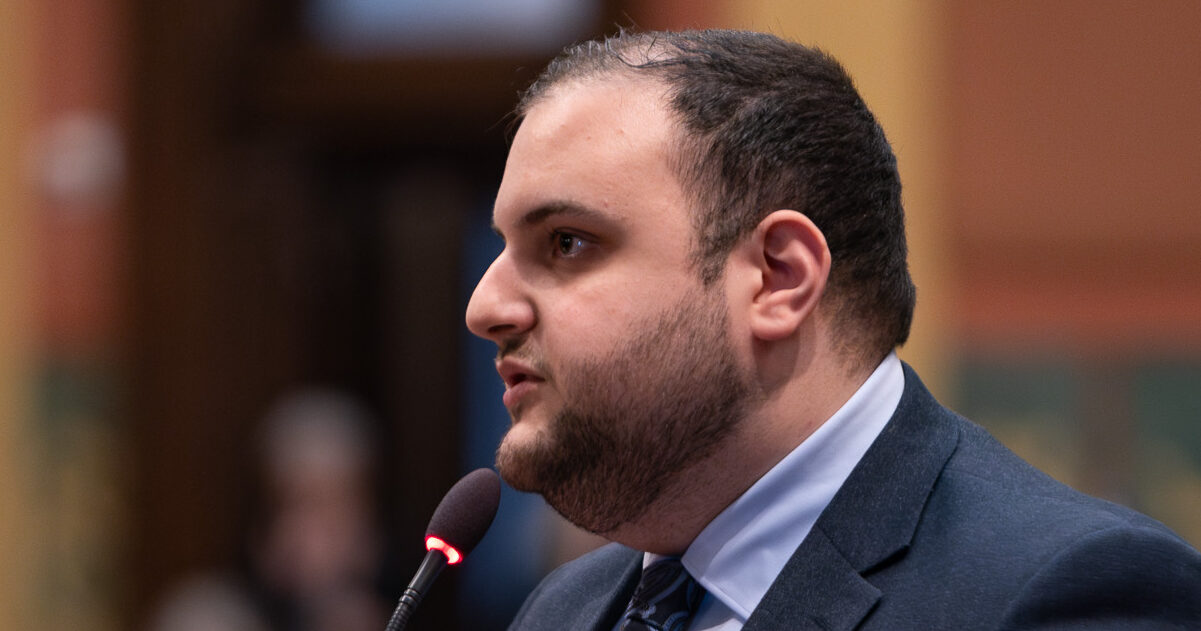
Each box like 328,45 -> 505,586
603,345 -> 878,555
601,431 -> 766,555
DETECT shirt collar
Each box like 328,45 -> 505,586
668,352 -> 904,621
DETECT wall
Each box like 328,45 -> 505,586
0,1 -> 38,628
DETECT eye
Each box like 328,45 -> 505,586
552,231 -> 589,258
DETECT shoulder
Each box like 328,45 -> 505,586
855,371 -> 1201,626
508,543 -> 641,631
937,416 -> 1169,543
902,414 -> 1201,626
998,519 -> 1201,629
925,411 -> 1190,564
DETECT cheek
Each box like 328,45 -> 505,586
537,297 -> 633,386
536,266 -> 701,359
545,283 -> 645,336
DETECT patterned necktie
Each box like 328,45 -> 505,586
619,558 -> 705,631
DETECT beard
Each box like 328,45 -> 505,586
495,288 -> 756,535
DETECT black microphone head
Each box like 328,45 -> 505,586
424,468 -> 500,562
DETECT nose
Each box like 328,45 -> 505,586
465,253 -> 535,344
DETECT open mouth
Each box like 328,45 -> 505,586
497,358 -> 546,411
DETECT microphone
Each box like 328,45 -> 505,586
384,468 -> 501,631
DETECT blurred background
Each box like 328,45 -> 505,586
2,0 -> 1199,629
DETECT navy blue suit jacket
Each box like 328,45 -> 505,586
508,365 -> 1201,630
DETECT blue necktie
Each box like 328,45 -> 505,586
619,558 -> 705,631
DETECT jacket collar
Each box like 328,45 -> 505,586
744,364 -> 960,630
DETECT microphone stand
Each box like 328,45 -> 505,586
384,549 -> 448,631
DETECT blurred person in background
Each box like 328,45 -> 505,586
249,389 -> 391,631
148,574 -> 268,631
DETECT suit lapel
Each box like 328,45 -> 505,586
745,365 -> 960,630
578,550 -> 641,631
744,527 -> 880,630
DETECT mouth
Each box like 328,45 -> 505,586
497,358 -> 546,412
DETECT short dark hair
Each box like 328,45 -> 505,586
519,29 -> 916,363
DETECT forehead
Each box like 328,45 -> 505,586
493,76 -> 687,232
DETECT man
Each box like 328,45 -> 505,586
465,29 -> 1201,630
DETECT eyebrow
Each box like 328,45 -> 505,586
491,201 -> 619,238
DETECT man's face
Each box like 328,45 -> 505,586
465,77 -> 754,534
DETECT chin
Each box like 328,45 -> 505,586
494,424 -> 552,493
501,414 -> 547,446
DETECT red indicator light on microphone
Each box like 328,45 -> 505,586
425,535 -> 463,564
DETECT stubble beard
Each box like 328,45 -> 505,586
495,289 -> 756,535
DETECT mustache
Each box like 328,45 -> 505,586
496,339 -> 553,377
496,337 -> 524,359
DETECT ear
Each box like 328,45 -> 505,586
744,210 -> 831,341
